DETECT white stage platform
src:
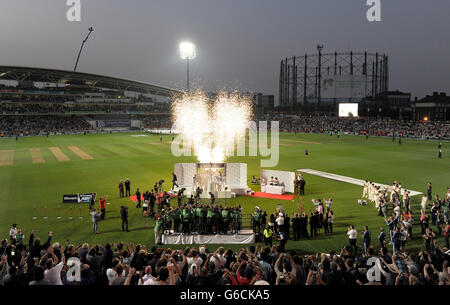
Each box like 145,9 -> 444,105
162,230 -> 255,245
174,162 -> 250,198
260,169 -> 295,193
261,185 -> 285,195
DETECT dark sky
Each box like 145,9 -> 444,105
1,0 -> 449,103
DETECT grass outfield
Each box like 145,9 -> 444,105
0,132 -> 448,254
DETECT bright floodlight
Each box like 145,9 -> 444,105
179,42 -> 196,60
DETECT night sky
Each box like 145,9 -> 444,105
1,0 -> 449,103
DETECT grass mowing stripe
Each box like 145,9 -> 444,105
12,149 -> 32,165
40,147 -> 57,162
49,147 -> 70,162
0,150 -> 14,166
68,146 -> 94,160
29,148 -> 45,163
60,146 -> 80,160
113,143 -> 153,155
85,144 -> 122,158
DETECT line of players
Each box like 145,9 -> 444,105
361,180 -> 412,217
153,204 -> 244,244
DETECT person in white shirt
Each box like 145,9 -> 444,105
390,183 -> 396,202
9,224 -> 17,241
186,249 -> 203,270
327,210 -> 334,234
375,192 -> 382,209
269,176 -> 275,185
43,247 -> 65,285
362,181 -> 369,198
107,258 -> 125,284
393,205 -> 401,217
316,203 -> 323,215
209,247 -> 226,272
139,266 -> 157,285
274,177 -> 280,186
400,226 -> 408,252
276,214 -> 285,229
421,194 -> 428,211
325,198 -> 333,210
347,225 -> 358,255
261,178 -> 266,186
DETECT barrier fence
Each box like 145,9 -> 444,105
32,205 -> 88,220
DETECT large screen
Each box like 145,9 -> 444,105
339,103 -> 359,117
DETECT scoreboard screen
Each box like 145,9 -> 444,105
339,103 -> 359,117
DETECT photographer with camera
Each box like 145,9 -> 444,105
177,188 -> 185,206
158,179 -> 165,193
195,186 -> 203,203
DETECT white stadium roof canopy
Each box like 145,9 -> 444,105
0,65 -> 182,97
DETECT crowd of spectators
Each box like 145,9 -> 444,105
1,185 -> 448,286
0,116 -> 92,136
141,116 -> 172,129
1,99 -> 449,139
0,102 -> 170,115
258,113 -> 450,140
1,229 -> 449,286
0,115 -> 173,136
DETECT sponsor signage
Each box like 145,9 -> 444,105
63,193 -> 97,203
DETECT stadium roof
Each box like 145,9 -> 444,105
0,65 -> 182,97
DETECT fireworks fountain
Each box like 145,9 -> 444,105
171,90 -> 253,163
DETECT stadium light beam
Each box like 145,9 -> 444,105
74,27 -> 94,72
179,41 -> 196,91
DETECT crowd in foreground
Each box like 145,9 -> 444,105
1,226 -> 449,285
3,180 -> 449,286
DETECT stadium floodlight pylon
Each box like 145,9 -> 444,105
74,27 -> 94,71
179,41 -> 196,91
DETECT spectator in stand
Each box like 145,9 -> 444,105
1,231 -> 449,286
43,246 -> 65,285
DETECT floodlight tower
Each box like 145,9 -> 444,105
179,41 -> 196,92
74,27 -> 94,72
